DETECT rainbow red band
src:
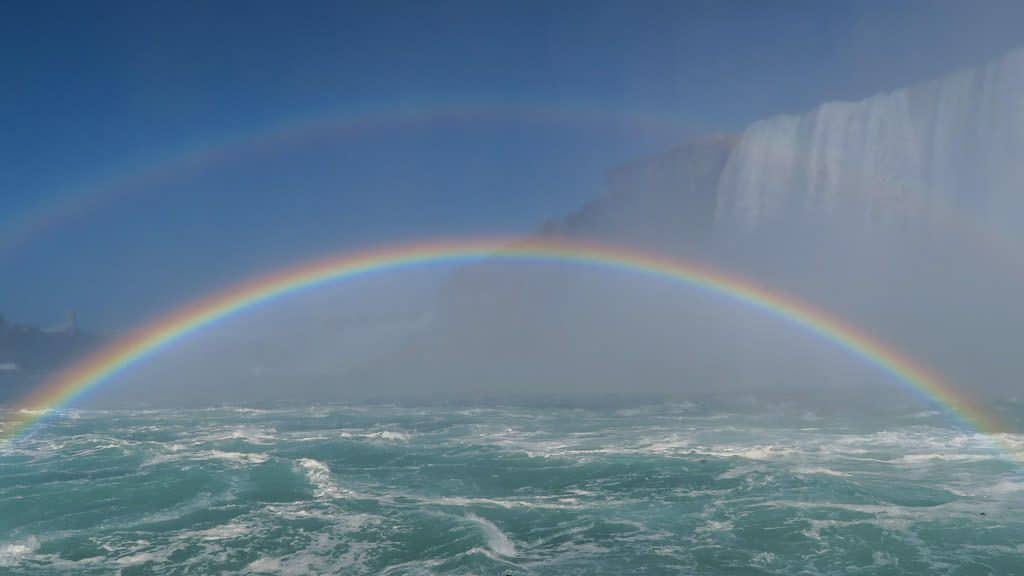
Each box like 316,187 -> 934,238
2,237 -> 1005,443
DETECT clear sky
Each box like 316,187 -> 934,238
3,0 -> 1024,330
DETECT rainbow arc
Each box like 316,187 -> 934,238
2,237 -> 1006,444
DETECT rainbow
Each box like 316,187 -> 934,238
1,237 -> 1006,442
0,98 -> 684,260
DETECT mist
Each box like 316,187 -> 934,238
4,8 -> 1024,430
65,47 -> 1024,425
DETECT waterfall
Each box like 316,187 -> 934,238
714,48 -> 1024,241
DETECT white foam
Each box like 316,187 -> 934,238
297,458 -> 347,499
694,444 -> 794,461
752,551 -> 776,566
467,514 -> 516,557
338,429 -> 411,442
897,453 -> 996,464
793,466 -> 849,477
369,430 -> 410,441
228,407 -> 271,414
0,537 -> 38,567
195,521 -> 251,541
975,478 -> 1024,497
114,551 -> 159,566
637,435 -> 694,454
247,557 -> 283,573
223,427 -> 277,445
696,519 -> 734,535
204,450 -> 269,465
872,551 -> 899,567
144,447 -> 270,467
802,518 -> 834,541
717,464 -> 765,480
434,495 -> 585,511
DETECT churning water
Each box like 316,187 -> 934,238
2,404 -> 1022,574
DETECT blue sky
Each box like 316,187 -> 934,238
3,0 -> 1024,329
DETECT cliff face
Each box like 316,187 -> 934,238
549,49 -> 1024,245
354,49 -> 1024,406
543,50 -> 1024,249
348,135 -> 747,402
543,135 -> 736,250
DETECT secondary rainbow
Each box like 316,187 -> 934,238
0,98 -> 684,260
1,237 -> 1005,442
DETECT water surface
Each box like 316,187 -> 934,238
2,405 -> 1022,574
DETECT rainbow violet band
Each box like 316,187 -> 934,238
1,236 -> 1004,442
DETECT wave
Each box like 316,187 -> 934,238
201,426 -> 278,445
6,406 -> 1023,573
972,478 -> 1024,498
246,557 -> 282,573
792,466 -> 849,477
693,444 -> 795,461
466,514 -> 516,557
296,458 -> 348,499
897,453 -> 999,464
338,429 -> 411,442
204,449 -> 269,465
144,448 -> 269,467
434,495 -> 586,511
0,537 -> 38,568
695,519 -> 734,535
114,551 -> 163,567
193,521 -> 252,541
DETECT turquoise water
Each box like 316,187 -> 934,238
1,405 -> 1022,574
